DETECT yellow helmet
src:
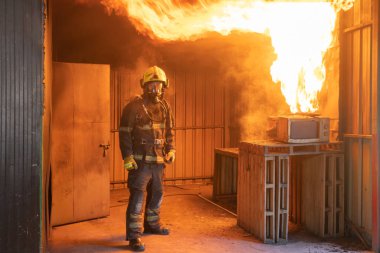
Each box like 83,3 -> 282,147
140,66 -> 169,89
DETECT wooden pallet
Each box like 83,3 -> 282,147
213,148 -> 239,201
238,141 -> 344,243
276,156 -> 289,243
300,154 -> 345,237
237,148 -> 289,244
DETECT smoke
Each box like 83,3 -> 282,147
55,0 -> 339,144
216,32 -> 289,141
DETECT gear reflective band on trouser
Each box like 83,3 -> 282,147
128,213 -> 143,230
145,209 -> 160,227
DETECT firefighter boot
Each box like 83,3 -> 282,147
144,225 -> 170,235
129,238 -> 145,252
144,208 -> 170,235
144,219 -> 170,235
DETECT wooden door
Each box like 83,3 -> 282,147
51,62 -> 110,226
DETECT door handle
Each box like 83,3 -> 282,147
99,143 -> 110,157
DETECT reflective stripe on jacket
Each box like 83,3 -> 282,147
119,95 -> 175,164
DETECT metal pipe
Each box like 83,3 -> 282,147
196,194 -> 237,217
110,176 -> 213,184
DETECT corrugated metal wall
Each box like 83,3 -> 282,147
340,0 -> 378,247
110,69 -> 226,188
0,0 -> 44,252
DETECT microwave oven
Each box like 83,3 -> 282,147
267,115 -> 330,143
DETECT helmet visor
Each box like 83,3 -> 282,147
146,81 -> 163,95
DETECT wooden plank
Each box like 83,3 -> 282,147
213,153 -> 220,199
343,32 -> 354,134
353,0 -> 361,26
362,27 -> 372,134
289,158 -> 296,223
237,148 -> 247,228
362,140 -> 372,235
334,154 -> 345,236
361,0 -> 371,22
265,157 -> 275,243
301,155 -> 326,237
110,72 -> 117,189
215,148 -> 238,157
346,140 -> 353,223
352,30 -> 361,134
72,63 -> 110,222
213,128 -> 224,177
351,139 -> 362,226
341,0 -> 353,29
73,122 -> 110,221
371,0 -> 379,249
296,158 -> 302,225
326,155 -> 334,236
276,156 -> 289,243
51,62 -> 75,225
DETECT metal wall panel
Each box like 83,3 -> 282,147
0,0 -> 44,252
109,69 -> 225,187
341,0 -> 377,247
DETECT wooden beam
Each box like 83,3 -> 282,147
372,0 -> 380,250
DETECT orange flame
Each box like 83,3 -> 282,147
101,0 -> 354,113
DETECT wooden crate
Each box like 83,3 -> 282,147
238,144 -> 289,243
301,153 -> 344,237
213,148 -> 239,201
238,140 -> 344,243
276,156 -> 289,243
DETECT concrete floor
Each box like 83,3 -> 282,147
47,184 -> 371,253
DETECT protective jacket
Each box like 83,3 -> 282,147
119,95 -> 175,164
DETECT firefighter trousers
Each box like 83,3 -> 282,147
126,162 -> 164,240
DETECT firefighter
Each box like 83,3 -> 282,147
119,66 -> 175,252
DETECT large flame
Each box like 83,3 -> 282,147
101,0 -> 354,113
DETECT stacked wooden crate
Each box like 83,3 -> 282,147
301,153 -> 344,237
237,140 -> 343,243
238,142 -> 289,243
213,148 -> 239,201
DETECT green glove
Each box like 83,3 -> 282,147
165,150 -> 175,164
124,155 -> 138,171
